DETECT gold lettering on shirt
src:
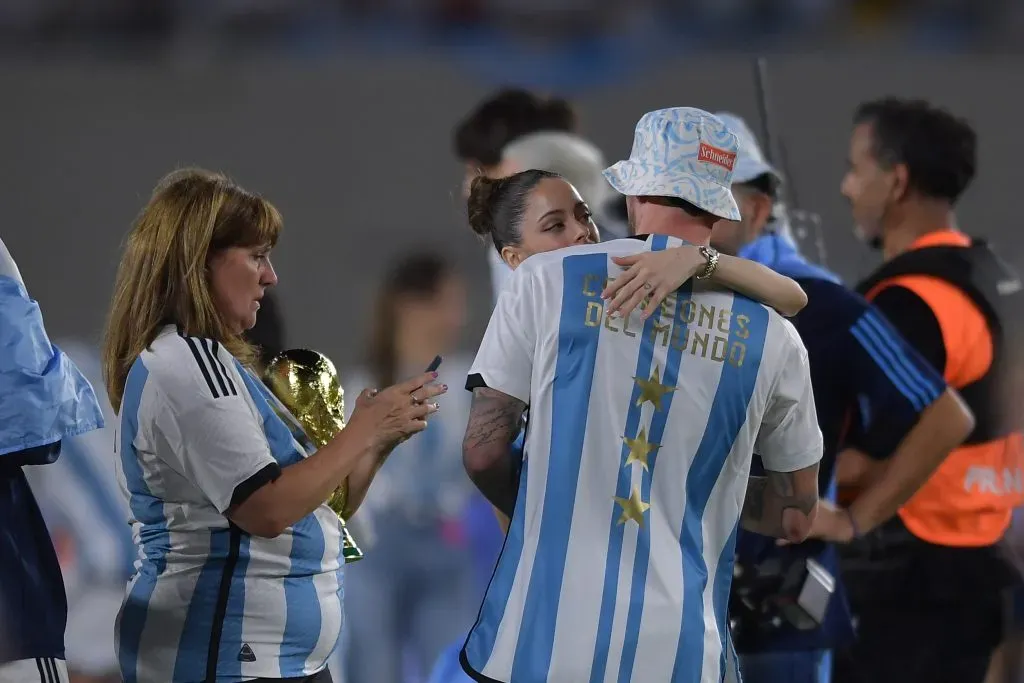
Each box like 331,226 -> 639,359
577,272 -> 750,366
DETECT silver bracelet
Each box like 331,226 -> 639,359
695,245 -> 720,280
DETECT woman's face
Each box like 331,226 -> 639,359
501,177 -> 599,270
208,244 -> 278,334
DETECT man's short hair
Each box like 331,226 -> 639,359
453,88 -> 577,167
655,196 -> 717,221
735,172 -> 779,201
854,97 -> 977,205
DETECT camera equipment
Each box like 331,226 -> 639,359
730,548 -> 836,650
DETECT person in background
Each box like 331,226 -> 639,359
342,253 -> 479,683
0,237 -> 105,683
648,111 -> 971,683
23,339 -> 134,683
453,88 -> 577,193
837,97 -> 1023,683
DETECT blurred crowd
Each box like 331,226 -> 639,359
0,0 -> 1020,53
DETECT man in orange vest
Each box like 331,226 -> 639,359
835,97 -> 1024,683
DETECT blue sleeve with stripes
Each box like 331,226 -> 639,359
845,304 -> 947,460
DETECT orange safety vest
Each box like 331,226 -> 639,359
860,230 -> 1024,547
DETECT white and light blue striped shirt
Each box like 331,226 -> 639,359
114,326 -> 344,683
465,235 -> 822,683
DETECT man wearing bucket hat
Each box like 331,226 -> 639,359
459,106 -> 823,683
700,113 -> 974,683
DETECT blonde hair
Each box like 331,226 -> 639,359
102,168 -> 282,411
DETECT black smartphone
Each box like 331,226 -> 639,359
425,355 -> 443,373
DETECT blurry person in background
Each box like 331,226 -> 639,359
24,339 -> 134,683
837,97 -> 1023,683
342,253 -> 479,683
705,112 -> 973,683
453,88 -> 577,193
0,237 -> 105,683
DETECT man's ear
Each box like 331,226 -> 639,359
890,163 -> 910,203
749,192 -> 774,240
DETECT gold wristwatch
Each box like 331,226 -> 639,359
695,245 -> 720,280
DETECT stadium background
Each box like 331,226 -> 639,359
2,2 -> 1022,682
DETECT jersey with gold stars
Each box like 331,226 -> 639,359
464,234 -> 822,683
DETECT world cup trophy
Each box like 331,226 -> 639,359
262,348 -> 364,563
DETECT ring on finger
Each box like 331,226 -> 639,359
643,281 -> 653,290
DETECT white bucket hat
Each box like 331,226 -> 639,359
603,107 -> 741,221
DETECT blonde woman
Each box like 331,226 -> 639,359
103,169 -> 445,683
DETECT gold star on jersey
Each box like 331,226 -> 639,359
633,364 -> 675,411
614,485 -> 651,526
622,426 -> 659,471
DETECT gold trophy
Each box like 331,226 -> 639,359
262,348 -> 364,563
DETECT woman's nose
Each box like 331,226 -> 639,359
263,260 -> 279,286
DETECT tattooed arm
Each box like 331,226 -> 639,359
463,387 -> 528,518
740,464 -> 820,542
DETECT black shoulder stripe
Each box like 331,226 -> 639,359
184,336 -> 220,398
209,340 -> 238,395
200,338 -> 231,397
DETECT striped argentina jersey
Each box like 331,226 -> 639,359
114,326 -> 344,683
463,235 -> 822,683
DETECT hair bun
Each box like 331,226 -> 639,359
467,175 -> 502,238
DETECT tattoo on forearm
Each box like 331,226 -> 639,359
770,471 -> 816,516
464,388 -> 526,450
743,477 -> 769,523
463,388 -> 527,517
741,470 -> 817,539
